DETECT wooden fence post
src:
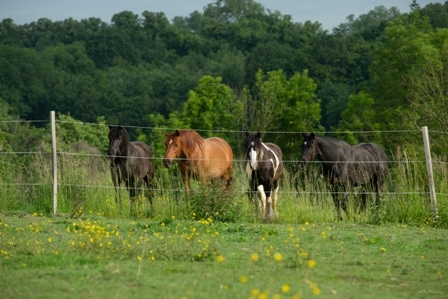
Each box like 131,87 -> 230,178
51,111 -> 57,216
422,126 -> 438,221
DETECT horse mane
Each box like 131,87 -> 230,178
109,125 -> 130,145
179,130 -> 205,156
318,135 -> 350,148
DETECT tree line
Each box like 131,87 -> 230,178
1,0 -> 447,161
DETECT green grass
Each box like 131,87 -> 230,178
0,214 -> 447,299
0,150 -> 447,298
1,150 -> 447,227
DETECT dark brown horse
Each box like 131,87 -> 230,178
243,132 -> 283,220
108,125 -> 154,212
299,133 -> 389,220
163,130 -> 233,192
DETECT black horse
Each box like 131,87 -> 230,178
108,125 -> 155,213
299,133 -> 389,220
243,132 -> 283,220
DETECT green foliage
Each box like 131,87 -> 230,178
371,18 -> 448,154
337,91 -> 383,144
0,98 -> 44,157
146,111 -> 188,160
184,76 -> 244,142
247,69 -> 322,158
146,75 -> 245,155
1,1 -> 448,159
188,183 -> 241,223
41,113 -> 109,153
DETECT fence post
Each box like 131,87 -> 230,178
422,126 -> 438,221
51,111 -> 57,216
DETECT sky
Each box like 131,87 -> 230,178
0,0 -> 443,31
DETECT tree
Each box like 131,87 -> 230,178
41,113 -> 109,153
247,69 -> 321,158
420,2 -> 448,29
336,91 -> 382,145
182,75 -> 245,148
146,75 -> 245,155
371,17 -> 448,154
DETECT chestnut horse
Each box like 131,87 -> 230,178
163,130 -> 233,191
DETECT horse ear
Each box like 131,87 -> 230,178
175,130 -> 180,137
302,132 -> 312,139
310,132 -> 315,139
256,132 -> 261,138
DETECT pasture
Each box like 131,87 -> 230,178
1,146 -> 448,298
0,213 -> 446,299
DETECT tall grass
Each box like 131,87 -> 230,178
0,148 -> 446,228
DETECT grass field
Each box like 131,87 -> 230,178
1,152 -> 448,298
1,212 -> 447,299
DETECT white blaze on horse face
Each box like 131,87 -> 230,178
249,141 -> 257,169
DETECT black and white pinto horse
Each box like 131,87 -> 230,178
243,132 -> 283,220
299,133 -> 389,220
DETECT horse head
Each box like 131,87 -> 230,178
299,132 -> 317,168
163,130 -> 182,168
108,125 -> 128,157
243,132 -> 263,171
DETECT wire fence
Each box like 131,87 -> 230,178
0,115 -> 446,219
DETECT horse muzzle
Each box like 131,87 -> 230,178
163,158 -> 173,168
250,161 -> 257,170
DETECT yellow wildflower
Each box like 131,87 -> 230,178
307,259 -> 316,269
281,284 -> 290,293
274,252 -> 283,262
250,253 -> 259,262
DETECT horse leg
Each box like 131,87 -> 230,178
247,175 -> 256,204
223,165 -> 232,189
374,177 -> 382,209
127,176 -> 139,217
332,185 -> 349,220
271,181 -> 280,218
225,174 -> 232,189
341,191 -> 349,219
272,181 -> 280,219
264,180 -> 274,221
330,184 -> 343,220
257,185 -> 266,218
332,193 -> 343,221
358,187 -> 367,215
265,192 -> 273,220
143,175 -> 154,207
111,166 -> 121,203
181,171 -> 191,196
